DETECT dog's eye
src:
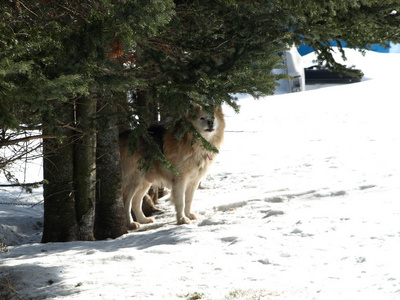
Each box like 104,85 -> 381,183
200,117 -> 205,120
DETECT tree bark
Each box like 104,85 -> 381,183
73,96 -> 97,241
94,98 -> 127,240
42,101 -> 78,243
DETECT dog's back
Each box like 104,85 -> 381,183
119,125 -> 177,190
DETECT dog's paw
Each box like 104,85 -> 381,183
178,216 -> 191,225
128,222 -> 141,230
186,213 -> 197,220
137,216 -> 155,224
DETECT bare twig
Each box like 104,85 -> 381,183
17,1 -> 39,17
0,135 -> 56,147
0,180 -> 47,188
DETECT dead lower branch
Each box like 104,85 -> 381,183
0,135 -> 56,147
0,180 -> 48,188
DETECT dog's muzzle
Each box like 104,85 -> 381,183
205,120 -> 214,132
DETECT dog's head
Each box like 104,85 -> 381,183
190,104 -> 224,140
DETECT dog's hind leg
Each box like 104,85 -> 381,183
125,182 -> 154,229
184,179 -> 201,221
133,182 -> 155,225
124,185 -> 140,230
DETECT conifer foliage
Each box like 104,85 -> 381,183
1,0 -> 175,242
1,0 -> 400,241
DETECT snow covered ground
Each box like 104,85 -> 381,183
1,48 -> 400,300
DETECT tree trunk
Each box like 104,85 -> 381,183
94,98 -> 127,240
73,96 -> 97,241
42,101 -> 78,243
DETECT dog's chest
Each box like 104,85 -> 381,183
188,152 -> 212,176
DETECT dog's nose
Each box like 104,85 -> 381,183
207,120 -> 214,128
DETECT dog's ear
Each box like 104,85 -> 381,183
213,106 -> 223,116
193,103 -> 202,116
214,106 -> 224,121
187,103 -> 202,120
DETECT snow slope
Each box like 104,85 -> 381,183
1,49 -> 400,300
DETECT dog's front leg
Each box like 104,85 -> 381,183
172,179 -> 191,225
184,179 -> 201,221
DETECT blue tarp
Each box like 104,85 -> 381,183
298,42 -> 400,56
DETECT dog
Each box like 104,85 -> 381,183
120,105 -> 225,229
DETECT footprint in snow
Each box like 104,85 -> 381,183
262,210 -> 284,218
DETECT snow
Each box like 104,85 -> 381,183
2,48 -> 400,300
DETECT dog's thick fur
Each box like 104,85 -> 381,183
120,105 -> 225,229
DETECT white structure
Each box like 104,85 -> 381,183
284,45 -> 305,93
